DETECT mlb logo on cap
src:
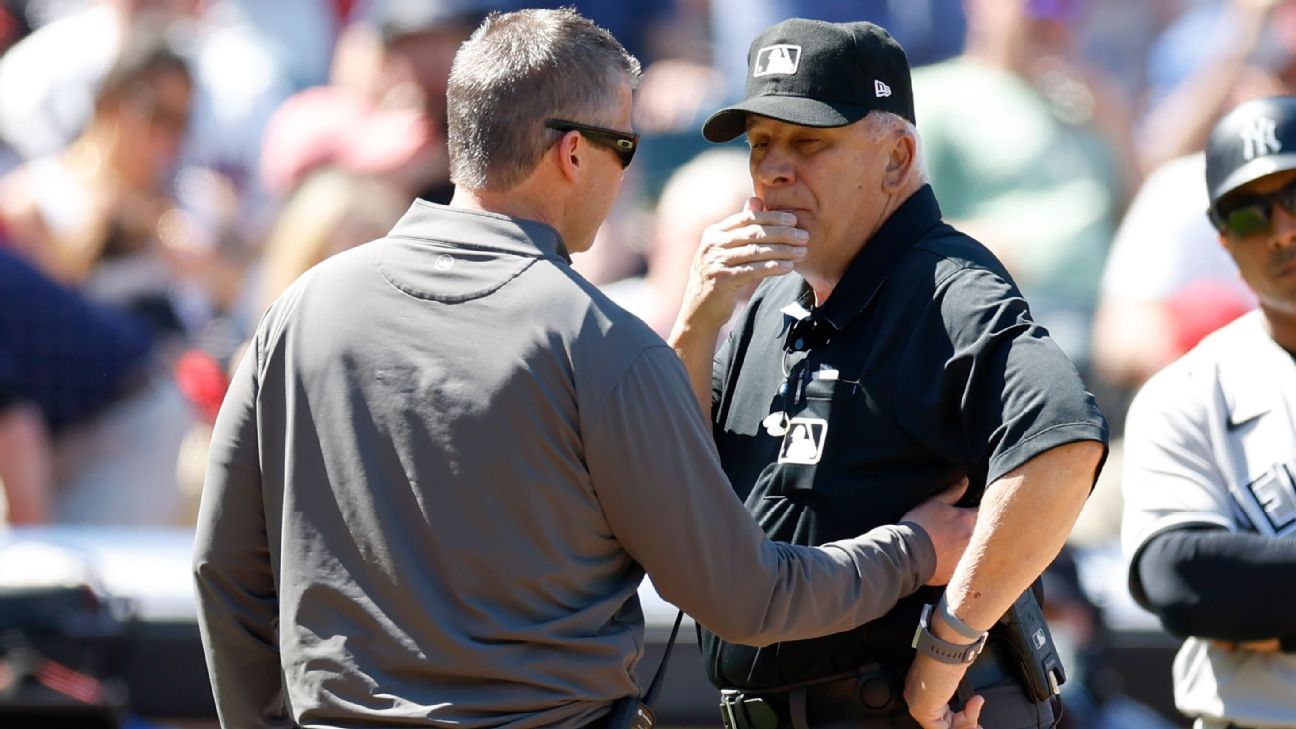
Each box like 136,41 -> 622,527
754,44 -> 802,77
702,18 -> 916,143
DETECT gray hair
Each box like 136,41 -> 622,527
446,8 -> 642,191
860,111 -> 928,184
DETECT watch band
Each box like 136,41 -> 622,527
937,593 -> 985,642
911,604 -> 987,665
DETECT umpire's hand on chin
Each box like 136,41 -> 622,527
677,196 -> 807,332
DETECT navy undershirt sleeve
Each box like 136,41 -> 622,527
1133,525 -> 1296,646
0,349 -> 16,412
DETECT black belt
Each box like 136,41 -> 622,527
719,640 -> 1024,729
720,663 -> 907,729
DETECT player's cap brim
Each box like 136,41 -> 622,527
701,96 -> 875,143
1210,153 -> 1296,207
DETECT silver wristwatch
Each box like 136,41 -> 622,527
911,603 -> 988,665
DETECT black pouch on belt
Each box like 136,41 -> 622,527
948,588 -> 1063,729
994,586 -> 1066,703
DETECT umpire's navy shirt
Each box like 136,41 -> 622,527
702,185 -> 1109,689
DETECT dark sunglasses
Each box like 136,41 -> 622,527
1209,178 -> 1296,237
545,119 -> 638,169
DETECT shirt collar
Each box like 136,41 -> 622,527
389,200 -> 572,264
815,184 -> 943,330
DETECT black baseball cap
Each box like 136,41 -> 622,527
702,18 -> 914,143
1206,95 -> 1296,209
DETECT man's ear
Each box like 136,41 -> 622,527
882,131 -> 916,191
555,130 -> 584,183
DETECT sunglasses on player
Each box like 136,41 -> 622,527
545,119 -> 638,169
1209,177 -> 1296,238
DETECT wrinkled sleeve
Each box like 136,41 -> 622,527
584,345 -> 936,646
896,266 -> 1108,487
192,339 -> 291,728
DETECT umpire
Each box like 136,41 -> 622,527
668,19 -> 1109,729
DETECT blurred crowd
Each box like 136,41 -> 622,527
0,0 -> 1289,720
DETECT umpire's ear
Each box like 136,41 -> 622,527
881,127 -> 917,192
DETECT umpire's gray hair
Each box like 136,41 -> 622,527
447,8 -> 641,191
860,111 -> 929,184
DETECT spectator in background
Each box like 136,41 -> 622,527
912,0 -> 1131,372
258,86 -> 436,201
498,0 -> 681,65
0,0 -> 28,176
0,247 -> 194,525
0,0 -> 199,162
0,1 -> 32,58
173,167 -> 408,520
353,0 -> 488,205
1069,0 -> 1183,111
252,168 -> 410,320
0,33 -> 207,334
0,32 -> 250,333
602,148 -> 751,338
1136,0 -> 1293,176
177,0 -> 299,228
0,0 -> 304,263
1092,151 -> 1256,395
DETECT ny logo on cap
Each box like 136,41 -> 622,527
754,44 -> 801,77
874,80 -> 892,98
1240,116 -> 1282,161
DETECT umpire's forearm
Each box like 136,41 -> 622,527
937,441 -> 1101,633
667,317 -> 720,421
1134,526 -> 1296,643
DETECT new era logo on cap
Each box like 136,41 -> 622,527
754,44 -> 801,77
874,80 -> 891,98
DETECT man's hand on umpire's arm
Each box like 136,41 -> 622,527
668,196 -> 806,415
900,478 -> 977,587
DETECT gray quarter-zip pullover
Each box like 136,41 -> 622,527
193,202 -> 936,729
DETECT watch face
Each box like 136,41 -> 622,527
914,603 -> 986,664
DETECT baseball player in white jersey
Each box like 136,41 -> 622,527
1122,95 -> 1296,729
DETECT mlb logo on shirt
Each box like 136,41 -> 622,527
777,417 -> 828,465
754,45 -> 802,77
